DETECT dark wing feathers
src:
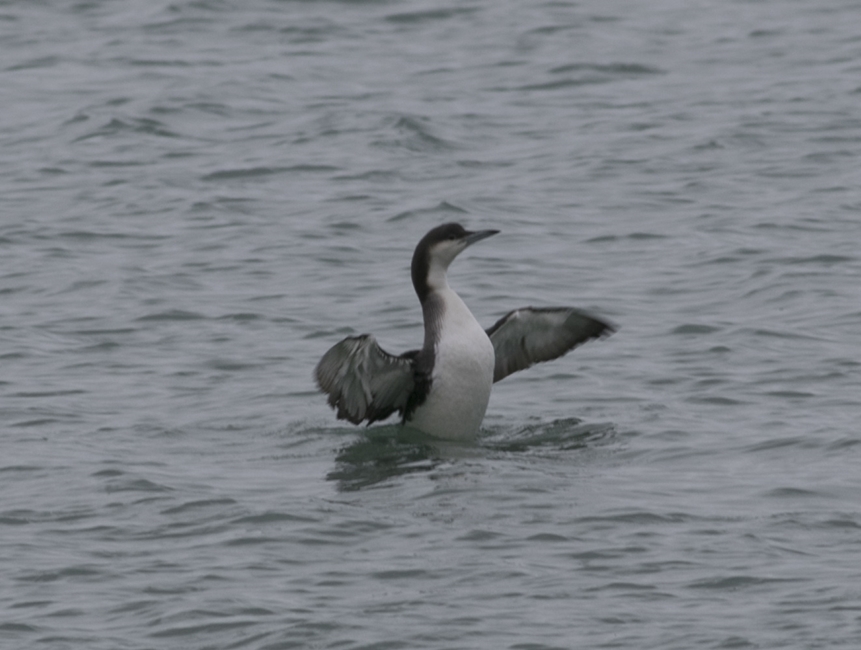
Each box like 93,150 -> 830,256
314,334 -> 416,425
486,307 -> 614,383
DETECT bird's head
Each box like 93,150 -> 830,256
411,223 -> 499,302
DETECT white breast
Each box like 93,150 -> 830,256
406,288 -> 496,440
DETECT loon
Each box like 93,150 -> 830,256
314,223 -> 614,440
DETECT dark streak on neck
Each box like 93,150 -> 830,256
410,237 -> 431,304
404,287 -> 444,422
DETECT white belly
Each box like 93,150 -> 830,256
406,291 -> 496,440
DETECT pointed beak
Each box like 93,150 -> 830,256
463,229 -> 500,247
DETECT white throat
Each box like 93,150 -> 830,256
425,257 -> 452,295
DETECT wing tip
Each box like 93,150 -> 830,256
591,315 -> 617,340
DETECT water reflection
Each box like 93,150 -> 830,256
326,418 -> 616,491
326,426 -> 444,491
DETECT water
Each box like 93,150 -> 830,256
3,0 -> 861,647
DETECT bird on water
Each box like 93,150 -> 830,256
314,223 -> 614,440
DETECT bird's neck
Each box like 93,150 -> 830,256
424,259 -> 451,295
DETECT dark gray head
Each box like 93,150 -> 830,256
410,223 -> 499,303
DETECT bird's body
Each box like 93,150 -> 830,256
314,223 -> 614,440
407,283 -> 496,439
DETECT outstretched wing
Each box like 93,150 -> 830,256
314,334 -> 416,425
486,307 -> 615,383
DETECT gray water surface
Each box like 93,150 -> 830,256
3,1 -> 861,648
